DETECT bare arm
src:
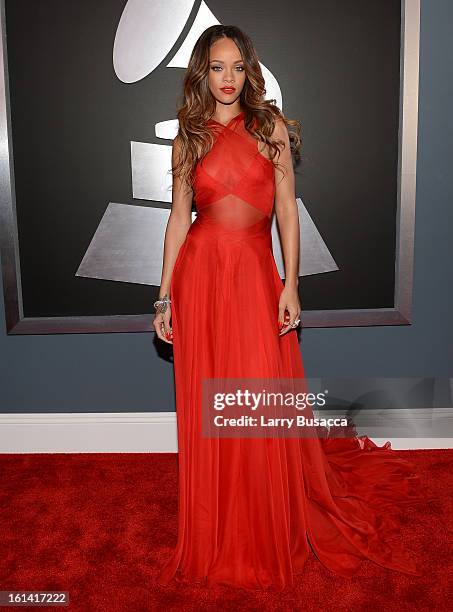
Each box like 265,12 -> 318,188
273,119 -> 300,290
154,135 -> 193,342
272,119 -> 301,335
159,135 -> 193,298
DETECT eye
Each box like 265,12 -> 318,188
210,65 -> 245,72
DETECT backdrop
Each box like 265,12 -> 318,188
2,0 -> 407,325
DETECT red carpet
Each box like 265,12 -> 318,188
0,450 -> 450,611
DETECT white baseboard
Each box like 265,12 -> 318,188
0,412 -> 178,453
0,410 -> 452,453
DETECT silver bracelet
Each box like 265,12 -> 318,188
154,294 -> 171,314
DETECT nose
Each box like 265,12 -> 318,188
223,69 -> 235,83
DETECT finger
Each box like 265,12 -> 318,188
164,325 -> 173,343
279,310 -> 297,335
278,310 -> 290,334
278,305 -> 286,328
154,317 -> 171,343
279,324 -> 291,336
160,320 -> 172,343
154,319 -> 164,341
163,314 -> 173,342
279,307 -> 290,323
288,313 -> 302,333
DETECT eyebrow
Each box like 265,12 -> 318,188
209,59 -> 243,63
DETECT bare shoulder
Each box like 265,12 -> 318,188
271,116 -> 289,146
172,133 -> 183,157
172,133 -> 189,171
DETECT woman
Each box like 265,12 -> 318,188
154,25 -> 421,590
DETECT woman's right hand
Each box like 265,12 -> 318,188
153,307 -> 173,344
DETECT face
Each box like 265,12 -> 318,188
208,37 -> 246,108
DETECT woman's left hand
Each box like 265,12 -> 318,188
278,286 -> 301,336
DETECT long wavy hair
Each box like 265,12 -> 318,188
172,24 -> 302,189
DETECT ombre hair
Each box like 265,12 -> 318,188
172,24 -> 302,189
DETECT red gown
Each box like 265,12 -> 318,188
157,111 -> 422,590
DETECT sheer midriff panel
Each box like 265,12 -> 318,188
199,193 -> 267,231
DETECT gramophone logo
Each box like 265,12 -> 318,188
76,0 -> 338,287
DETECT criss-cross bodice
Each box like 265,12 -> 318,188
192,112 -> 275,233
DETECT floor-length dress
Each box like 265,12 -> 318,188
157,111 -> 422,590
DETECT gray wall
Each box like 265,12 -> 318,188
0,0 -> 451,414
